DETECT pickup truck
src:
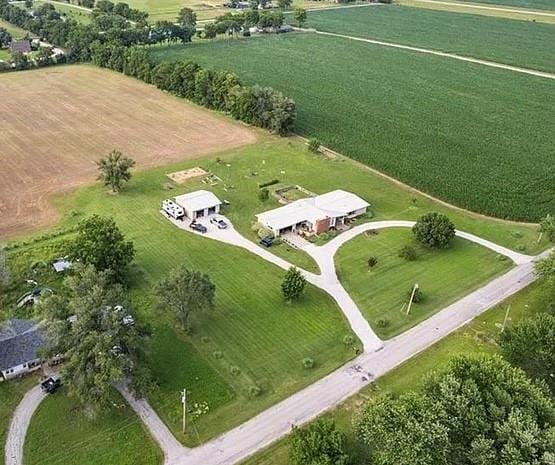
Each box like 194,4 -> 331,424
40,376 -> 61,394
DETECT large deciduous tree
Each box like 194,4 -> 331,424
155,266 -> 216,332
281,267 -> 306,302
40,265 -> 151,413
412,212 -> 455,248
68,215 -> 135,283
97,149 -> 135,193
177,7 -> 196,28
290,419 -> 350,465
357,355 -> 555,465
498,313 -> 555,392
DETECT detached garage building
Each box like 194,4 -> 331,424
175,190 -> 222,220
256,189 -> 369,237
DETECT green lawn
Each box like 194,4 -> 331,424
241,279 -> 552,465
41,140 -> 361,445
149,34 -> 555,222
24,388 -> 163,465
301,5 -> 555,72
0,18 -> 28,38
5,136 -> 550,452
0,376 -> 36,465
335,228 -> 512,338
0,48 -> 10,61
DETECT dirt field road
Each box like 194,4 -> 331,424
0,66 -> 256,239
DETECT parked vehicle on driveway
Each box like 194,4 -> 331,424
190,222 -> 207,233
210,217 -> 228,229
260,236 -> 274,248
40,376 -> 61,394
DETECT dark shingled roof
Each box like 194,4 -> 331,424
0,319 -> 46,372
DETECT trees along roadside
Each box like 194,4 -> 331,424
356,355 -> 555,465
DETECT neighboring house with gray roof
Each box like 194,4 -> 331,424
0,319 -> 46,381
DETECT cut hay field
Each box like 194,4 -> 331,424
150,34 -> 555,221
302,5 -> 555,72
0,65 -> 256,239
450,0 -> 555,10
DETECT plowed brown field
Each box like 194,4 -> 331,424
0,65 -> 257,238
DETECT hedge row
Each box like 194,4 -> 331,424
91,44 -> 296,135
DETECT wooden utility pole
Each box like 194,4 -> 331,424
181,388 -> 187,434
501,305 -> 511,332
406,283 -> 419,316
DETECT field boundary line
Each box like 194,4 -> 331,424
405,0 -> 555,17
292,135 -> 541,228
312,30 -> 555,79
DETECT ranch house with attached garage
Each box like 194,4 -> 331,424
256,189 -> 369,237
175,190 -> 222,220
0,319 -> 46,381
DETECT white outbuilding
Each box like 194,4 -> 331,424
175,190 -> 222,220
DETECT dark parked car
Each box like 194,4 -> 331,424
190,222 -> 207,233
210,217 -> 228,229
40,376 -> 61,394
260,236 -> 274,247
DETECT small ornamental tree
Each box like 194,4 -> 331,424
0,27 -> 12,48
258,187 -> 269,202
367,256 -> 378,268
281,267 -> 306,302
68,215 -> 135,283
398,244 -> 417,261
412,212 -> 455,248
294,8 -> 307,28
97,150 -> 136,193
290,419 -> 349,465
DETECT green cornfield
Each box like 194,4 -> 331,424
150,33 -> 555,221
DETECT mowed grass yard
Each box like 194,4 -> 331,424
41,143 -> 359,446
0,376 -> 36,465
302,5 -> 555,72
24,389 -> 163,465
335,228 -> 512,338
149,34 -> 555,222
6,137 -> 549,459
242,279 -> 552,465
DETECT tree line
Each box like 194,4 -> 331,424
91,44 -> 296,134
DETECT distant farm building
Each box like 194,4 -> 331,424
10,39 -> 31,54
175,190 -> 222,220
0,319 -> 46,381
256,189 -> 369,236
